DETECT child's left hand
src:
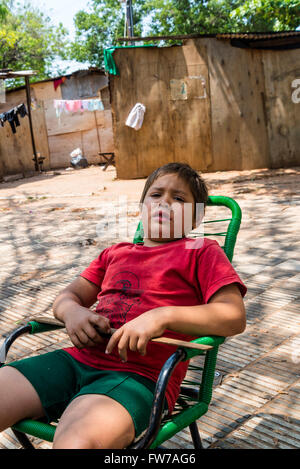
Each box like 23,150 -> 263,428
105,307 -> 168,362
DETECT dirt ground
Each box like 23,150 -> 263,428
0,164 -> 299,210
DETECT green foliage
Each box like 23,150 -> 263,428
229,0 -> 300,31
0,1 -> 69,87
142,0 -> 300,34
70,0 -> 300,67
70,0 -> 145,66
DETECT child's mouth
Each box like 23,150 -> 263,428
154,210 -> 171,222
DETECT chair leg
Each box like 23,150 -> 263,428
189,421 -> 203,449
11,429 -> 35,449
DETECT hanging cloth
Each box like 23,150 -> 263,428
53,77 -> 67,91
125,103 -> 146,130
0,103 -> 27,134
53,99 -> 104,117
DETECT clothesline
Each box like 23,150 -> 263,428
54,98 -> 104,119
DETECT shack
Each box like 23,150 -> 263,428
0,68 -> 114,178
107,32 -> 300,179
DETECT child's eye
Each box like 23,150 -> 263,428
150,193 -> 161,198
174,197 -> 184,202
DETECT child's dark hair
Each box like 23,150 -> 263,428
139,162 -> 208,222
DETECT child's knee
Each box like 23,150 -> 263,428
53,429 -> 101,449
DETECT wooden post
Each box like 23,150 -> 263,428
126,0 -> 134,45
25,75 -> 39,172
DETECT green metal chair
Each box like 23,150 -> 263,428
0,195 -> 242,449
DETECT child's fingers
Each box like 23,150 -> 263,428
69,331 -> 81,348
105,328 -> 122,355
89,314 -> 111,334
106,329 -> 130,362
70,330 -> 90,349
116,331 -> 131,362
129,334 -> 139,353
84,322 -> 105,344
137,336 -> 148,356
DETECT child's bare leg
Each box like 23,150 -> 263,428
0,366 -> 45,432
53,394 -> 135,449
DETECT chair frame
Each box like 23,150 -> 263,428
0,195 -> 242,449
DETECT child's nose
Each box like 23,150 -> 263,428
159,194 -> 172,207
158,201 -> 170,210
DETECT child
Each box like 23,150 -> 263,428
0,162 -> 246,449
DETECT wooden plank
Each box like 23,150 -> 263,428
110,42 -> 213,179
48,126 -> 110,168
44,99 -> 97,136
262,48 -> 300,168
30,102 -> 51,170
205,38 -> 270,172
98,126 -> 114,153
95,109 -> 113,129
82,127 -> 101,164
33,81 -> 62,102
48,132 -> 82,168
0,110 -> 33,176
0,97 -> 49,176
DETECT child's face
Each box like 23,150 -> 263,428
140,173 -> 196,245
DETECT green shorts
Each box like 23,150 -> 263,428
6,350 -> 168,439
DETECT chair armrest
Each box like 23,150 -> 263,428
28,317 -> 65,335
0,324 -> 32,366
0,318 -> 64,366
183,335 -> 225,360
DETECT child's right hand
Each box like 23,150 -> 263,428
64,305 -> 111,349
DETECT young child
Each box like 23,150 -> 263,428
0,162 -> 246,449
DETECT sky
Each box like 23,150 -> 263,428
19,0 -> 95,73
16,0 -> 150,75
26,0 -> 89,38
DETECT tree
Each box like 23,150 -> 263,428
70,0 -> 300,68
142,0 -> 300,35
229,0 -> 300,31
0,1 -> 69,85
70,0 -> 145,67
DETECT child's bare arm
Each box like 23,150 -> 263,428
105,284 -> 245,362
53,276 -> 111,349
163,283 -> 246,337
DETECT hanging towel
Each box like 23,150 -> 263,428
125,103 -> 146,130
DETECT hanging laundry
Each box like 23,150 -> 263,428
65,100 -> 82,113
53,77 -> 67,91
0,103 -> 28,134
126,103 -> 146,130
53,98 -> 104,119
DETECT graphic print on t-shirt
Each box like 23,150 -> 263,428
96,271 -> 142,328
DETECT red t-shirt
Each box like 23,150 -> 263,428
64,237 -> 247,412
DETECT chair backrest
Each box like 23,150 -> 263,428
133,196 -> 242,262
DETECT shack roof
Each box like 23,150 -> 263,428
2,67 -> 106,93
118,30 -> 300,50
0,70 -> 37,79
